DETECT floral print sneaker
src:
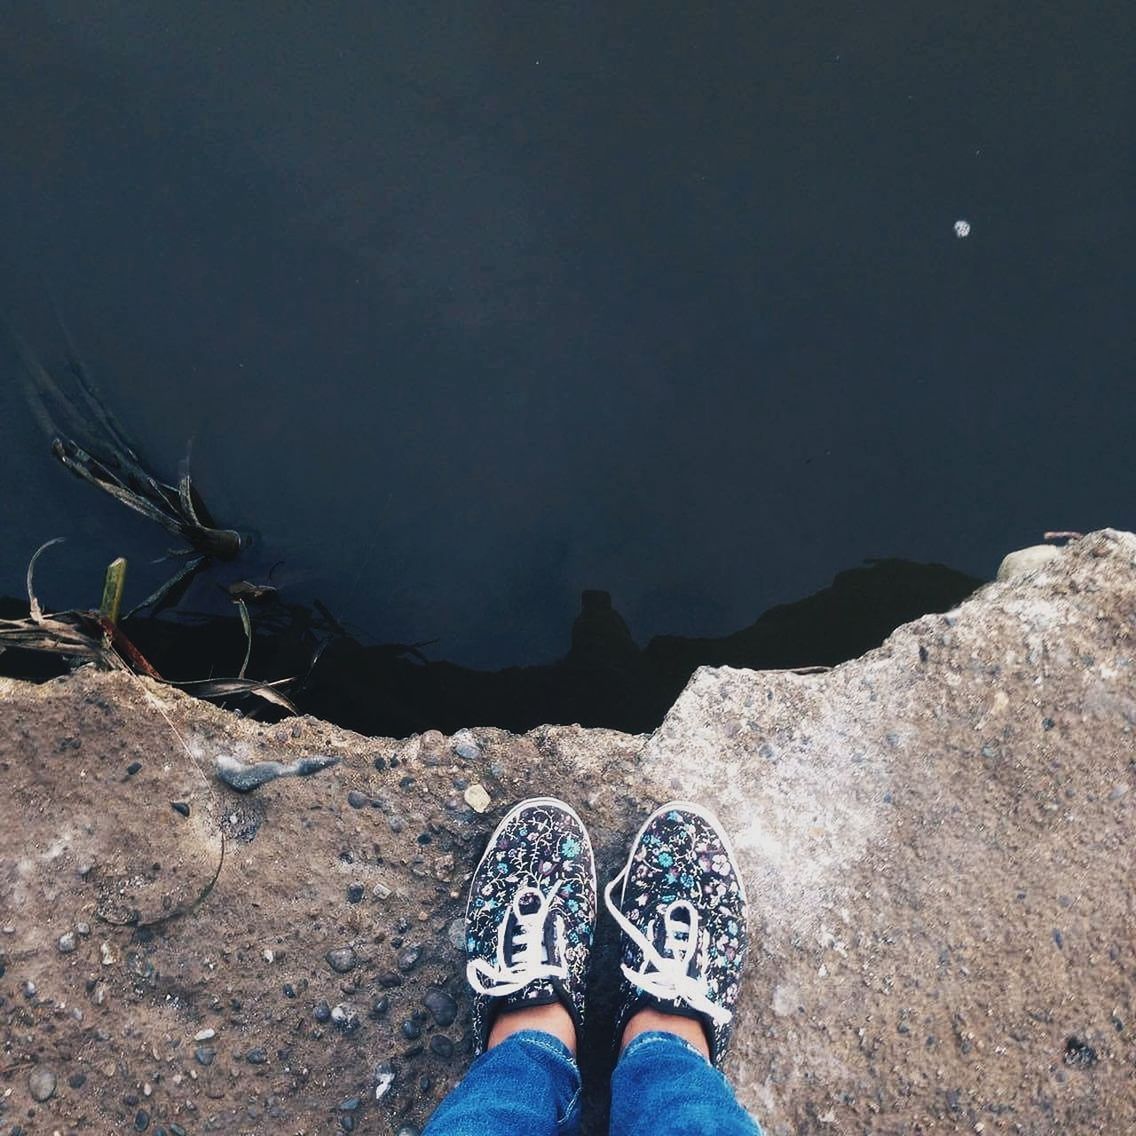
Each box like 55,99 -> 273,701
604,801 -> 748,1067
464,797 -> 596,1053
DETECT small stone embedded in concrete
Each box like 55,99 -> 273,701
429,1034 -> 454,1058
463,783 -> 491,813
58,931 -> 78,953
314,1000 -> 332,1023
400,1018 -> 422,1040
346,883 -> 365,904
397,945 -> 422,972
448,917 -> 466,952
326,947 -> 357,974
245,1046 -> 268,1064
76,921 -> 91,936
134,1107 -> 150,1130
194,1028 -> 216,1041
29,1066 -> 57,1101
372,882 -> 393,900
170,801 -> 190,818
215,753 -> 339,792
454,740 -> 481,761
347,790 -> 368,809
194,1046 -> 216,1066
373,1060 -> 396,1100
331,1003 -> 360,1033
100,940 -> 119,966
423,989 -> 458,1027
339,1096 -> 361,1111
68,1072 -> 87,1089
371,996 -> 390,1018
378,971 -> 404,988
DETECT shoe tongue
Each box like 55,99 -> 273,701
654,906 -> 695,968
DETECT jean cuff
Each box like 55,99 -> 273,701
504,1030 -> 581,1134
620,1029 -> 709,1064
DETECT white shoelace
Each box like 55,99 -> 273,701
467,883 -> 569,996
603,871 -> 732,1026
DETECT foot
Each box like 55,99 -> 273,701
488,1001 -> 577,1053
604,801 -> 748,1067
465,798 -> 596,1054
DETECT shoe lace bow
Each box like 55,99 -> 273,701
604,873 -> 731,1026
467,883 -> 568,996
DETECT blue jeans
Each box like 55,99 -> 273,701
423,1030 -> 764,1136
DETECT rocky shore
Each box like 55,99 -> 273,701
2,530 -> 1133,1134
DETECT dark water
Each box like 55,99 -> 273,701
2,4 -> 1132,683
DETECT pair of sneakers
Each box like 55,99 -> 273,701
463,797 -> 748,1068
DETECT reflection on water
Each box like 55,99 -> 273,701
1,556 -> 981,736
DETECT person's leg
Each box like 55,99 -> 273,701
422,798 -> 597,1136
423,1028 -> 581,1136
605,801 -> 764,1136
610,1029 -> 762,1136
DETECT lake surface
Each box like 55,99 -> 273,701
2,3 -> 1132,672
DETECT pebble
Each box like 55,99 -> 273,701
134,1108 -> 150,1130
58,931 -> 78,953
245,1047 -> 268,1064
371,996 -> 390,1018
454,740 -> 481,761
396,1127 -> 421,1136
170,801 -> 191,818
331,1004 -> 360,1033
215,753 -> 340,792
389,816 -> 406,833
23,979 -> 37,998
194,1046 -> 216,1066
463,784 -> 491,813
346,883 -> 365,904
400,1019 -> 422,1040
195,1028 -> 216,1041
372,882 -> 393,901
423,990 -> 458,1027
338,1096 -> 361,1111
347,790 -> 369,809
378,972 -> 404,988
447,918 -> 466,952
127,760 -> 143,776
326,947 -> 357,974
76,921 -> 91,936
397,946 -> 422,972
429,1034 -> 454,1058
373,1061 -> 396,1100
68,1072 -> 87,1089
314,1000 -> 332,1022
28,1066 -> 57,1101
100,941 -> 119,966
